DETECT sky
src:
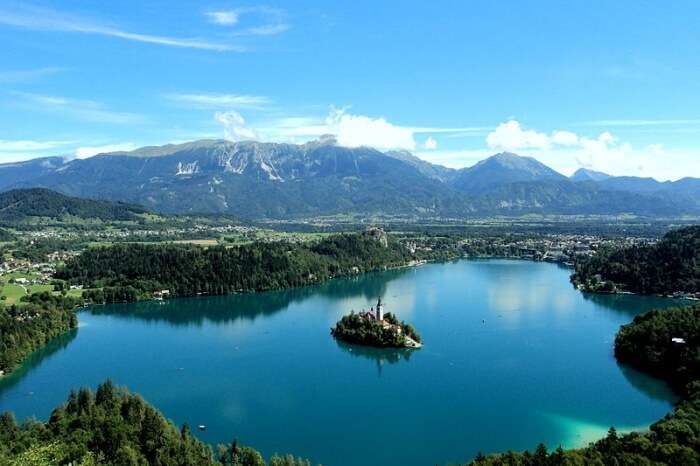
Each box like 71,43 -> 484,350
1,0 -> 700,180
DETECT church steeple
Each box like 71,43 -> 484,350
376,297 -> 384,321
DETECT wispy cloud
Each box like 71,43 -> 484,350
166,92 -> 271,109
0,139 -> 71,152
206,11 -> 240,26
0,3 -> 240,51
0,139 -> 74,163
0,67 -> 63,83
206,6 -> 289,36
13,92 -> 147,124
235,23 -> 290,36
581,119 -> 700,127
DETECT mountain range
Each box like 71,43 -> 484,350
0,138 -> 697,219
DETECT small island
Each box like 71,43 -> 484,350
331,298 -> 422,348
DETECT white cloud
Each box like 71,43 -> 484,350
453,118 -> 700,180
325,108 -> 416,150
486,120 -> 551,151
206,6 -> 289,36
206,11 -> 239,26
166,92 -> 271,108
0,4 -> 238,51
237,23 -> 290,36
414,149 -> 493,169
14,92 -> 146,124
423,136 -> 437,150
551,130 -> 578,146
215,111 -> 258,142
74,143 -> 137,159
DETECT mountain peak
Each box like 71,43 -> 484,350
302,134 -> 337,149
451,151 -> 566,195
570,168 -> 612,182
479,152 -> 562,174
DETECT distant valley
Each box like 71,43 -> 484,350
0,138 -> 698,219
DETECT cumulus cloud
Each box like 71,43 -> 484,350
487,120 -> 621,164
423,136 -> 437,150
215,111 -> 258,142
551,130 -> 578,146
576,132 -> 632,171
476,119 -> 696,178
486,120 -> 550,151
325,108 -> 416,150
74,143 -> 137,159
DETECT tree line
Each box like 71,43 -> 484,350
0,292 -> 79,375
571,225 -> 700,294
57,233 -> 412,303
0,380 -> 314,466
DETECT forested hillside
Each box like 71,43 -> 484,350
0,380 -> 312,466
0,292 -> 79,375
0,188 -> 147,222
57,233 -> 411,302
615,304 -> 700,390
572,225 -> 700,294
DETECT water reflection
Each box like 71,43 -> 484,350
335,340 -> 416,376
580,292 -> 690,317
0,328 -> 78,394
618,363 -> 678,403
87,268 -> 410,326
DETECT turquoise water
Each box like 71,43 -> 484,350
0,260 -> 685,465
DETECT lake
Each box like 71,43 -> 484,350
0,260 -> 686,465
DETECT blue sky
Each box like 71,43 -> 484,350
1,0 -> 699,179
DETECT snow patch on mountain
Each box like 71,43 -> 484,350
260,160 -> 283,181
176,161 -> 199,176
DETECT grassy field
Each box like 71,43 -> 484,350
1,283 -> 26,305
0,271 -> 55,305
28,284 -> 54,294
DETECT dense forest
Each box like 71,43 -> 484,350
571,225 -> 700,294
0,188 -> 147,222
0,292 -> 79,375
615,304 -> 699,391
0,380 -> 313,466
331,311 -> 421,348
468,303 -> 700,466
0,228 -> 14,241
57,232 -> 412,303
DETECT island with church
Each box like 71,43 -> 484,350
331,297 -> 423,348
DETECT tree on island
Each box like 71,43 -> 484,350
331,308 -> 422,348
